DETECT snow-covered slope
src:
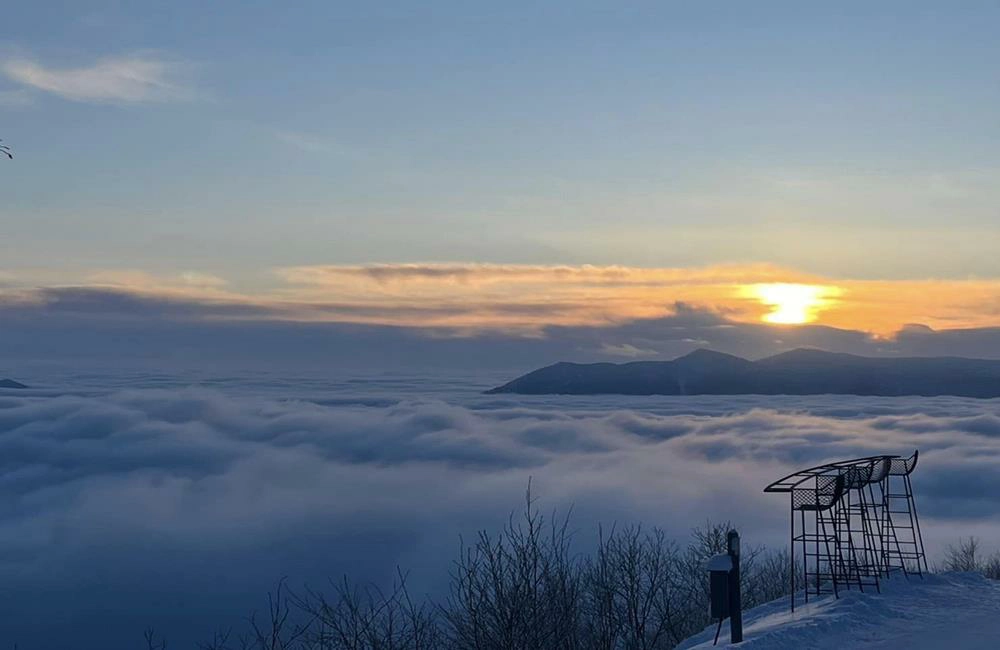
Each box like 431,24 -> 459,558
678,572 -> 1000,649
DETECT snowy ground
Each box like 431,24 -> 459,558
679,572 -> 1000,649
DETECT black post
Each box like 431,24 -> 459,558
790,501 -> 795,613
727,529 -> 743,643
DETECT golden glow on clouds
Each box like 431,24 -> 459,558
3,263 -> 1000,337
746,283 -> 843,325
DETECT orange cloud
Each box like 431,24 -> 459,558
3,264 -> 999,337
273,263 -> 1000,335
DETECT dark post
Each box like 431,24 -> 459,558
727,529 -> 743,643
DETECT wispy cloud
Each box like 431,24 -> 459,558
1,53 -> 192,103
599,343 -> 660,358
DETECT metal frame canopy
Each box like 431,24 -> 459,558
763,451 -> 927,612
763,455 -> 898,494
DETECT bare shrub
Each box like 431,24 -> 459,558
441,486 -> 582,650
940,537 -> 1000,581
243,579 -> 313,650
743,548 -> 797,607
170,493 -> 801,650
982,552 -> 1000,580
943,537 -> 981,572
294,570 -> 440,650
144,627 -> 168,650
198,628 -> 234,650
581,525 -> 686,649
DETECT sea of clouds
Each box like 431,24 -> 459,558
1,372 -> 999,648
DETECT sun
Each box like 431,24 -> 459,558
746,283 -> 841,325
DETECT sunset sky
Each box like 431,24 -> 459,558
6,7 -> 1000,648
2,1 -> 999,364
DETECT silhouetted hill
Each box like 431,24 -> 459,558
0,378 -> 28,389
486,349 -> 1000,397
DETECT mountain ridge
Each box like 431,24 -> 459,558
486,348 -> 1000,397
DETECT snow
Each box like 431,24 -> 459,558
707,554 -> 734,571
678,572 -> 1000,649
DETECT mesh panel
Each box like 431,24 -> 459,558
842,464 -> 873,489
792,475 -> 843,510
792,489 -> 816,510
868,458 -> 891,482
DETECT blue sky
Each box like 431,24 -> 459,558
3,1 -> 999,279
2,1 -> 1000,364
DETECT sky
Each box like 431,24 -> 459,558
4,7 -> 1000,647
1,1 -> 1000,366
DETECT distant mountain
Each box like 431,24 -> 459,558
0,378 -> 28,389
486,349 -> 1000,397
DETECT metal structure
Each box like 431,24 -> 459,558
883,451 -> 928,576
764,451 -> 926,611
